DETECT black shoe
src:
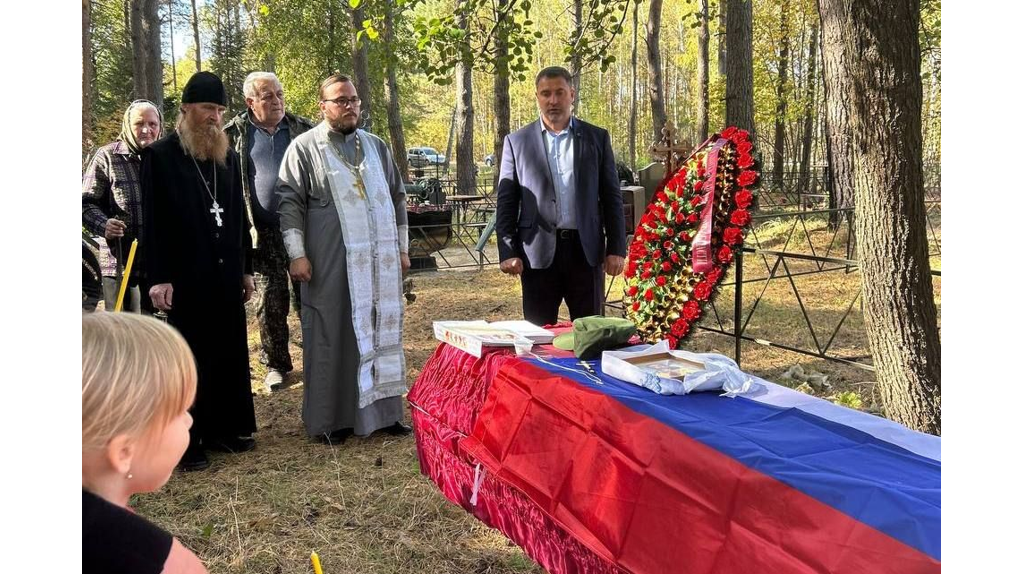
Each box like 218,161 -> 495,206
208,436 -> 256,454
178,445 -> 210,471
318,428 -> 354,445
383,422 -> 413,437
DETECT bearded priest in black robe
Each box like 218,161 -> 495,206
142,71 -> 257,471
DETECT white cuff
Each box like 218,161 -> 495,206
282,228 -> 306,260
398,224 -> 409,253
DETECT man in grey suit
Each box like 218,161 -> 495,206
496,66 -> 627,326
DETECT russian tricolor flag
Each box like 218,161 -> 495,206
462,356 -> 940,574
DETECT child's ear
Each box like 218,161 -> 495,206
105,434 -> 136,476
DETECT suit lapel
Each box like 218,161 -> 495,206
531,120 -> 555,197
573,119 -> 583,192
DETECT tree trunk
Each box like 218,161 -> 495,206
493,0 -> 512,191
646,0 -> 666,146
696,0 -> 710,142
570,0 -> 583,111
725,0 -> 755,138
819,0 -> 855,227
167,0 -> 177,95
190,0 -> 201,71
454,3 -> 476,195
83,0 -> 93,155
130,0 -> 163,110
717,0 -> 727,76
797,22 -> 819,194
350,4 -> 373,132
130,0 -> 147,99
629,0 -> 639,170
773,0 -> 791,191
818,0 -> 940,435
382,1 -> 409,181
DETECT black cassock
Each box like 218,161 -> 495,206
142,132 -> 256,443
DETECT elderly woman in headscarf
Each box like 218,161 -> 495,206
83,100 -> 163,312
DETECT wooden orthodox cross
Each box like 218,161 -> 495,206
648,121 -> 693,176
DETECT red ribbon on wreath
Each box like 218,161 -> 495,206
691,137 -> 728,274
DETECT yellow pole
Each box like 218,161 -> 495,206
113,239 -> 139,312
310,551 -> 324,574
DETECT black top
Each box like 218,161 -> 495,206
82,489 -> 172,574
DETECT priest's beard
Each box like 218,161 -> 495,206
327,114 -> 358,135
177,113 -> 229,165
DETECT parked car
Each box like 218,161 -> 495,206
408,147 -> 445,168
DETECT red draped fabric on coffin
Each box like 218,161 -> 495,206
411,344 -> 938,574
408,343 -> 624,574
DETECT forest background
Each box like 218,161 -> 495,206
82,0 -> 941,181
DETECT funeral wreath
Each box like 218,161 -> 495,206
623,126 -> 760,348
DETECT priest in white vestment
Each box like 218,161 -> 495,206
276,73 -> 411,443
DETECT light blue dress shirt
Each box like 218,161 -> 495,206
541,117 -> 577,230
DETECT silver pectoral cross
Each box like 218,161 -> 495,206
210,200 -> 224,227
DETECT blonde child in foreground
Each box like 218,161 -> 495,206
82,312 -> 208,574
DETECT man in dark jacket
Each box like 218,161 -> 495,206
225,72 -> 314,393
496,66 -> 626,326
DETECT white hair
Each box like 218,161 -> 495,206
243,71 -> 282,99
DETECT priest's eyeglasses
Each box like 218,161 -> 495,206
322,96 -> 361,108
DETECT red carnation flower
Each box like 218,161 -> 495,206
666,334 -> 678,349
670,252 -> 681,263
693,179 -> 704,191
721,127 -> 738,139
717,246 -> 734,264
671,319 -> 690,338
671,201 -> 681,212
705,267 -> 723,284
680,232 -> 691,243
632,302 -> 641,312
736,140 -> 753,154
690,194 -> 704,208
687,213 -> 699,224
662,261 -> 673,272
641,271 -> 652,279
733,129 -> 751,142
644,288 -> 655,301
730,209 -> 751,226
737,153 -> 754,169
663,240 -> 673,250
665,228 -> 675,237
644,261 -> 654,270
683,300 -> 701,321
652,249 -> 663,260
693,281 -> 712,301
627,285 -> 639,297
734,189 -> 754,209
675,212 -> 685,224
723,227 -> 744,245
656,191 -> 668,203
738,170 -> 758,187
656,276 -> 667,286
624,266 -> 635,279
